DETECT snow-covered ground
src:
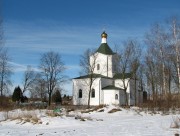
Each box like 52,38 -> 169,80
0,106 -> 179,136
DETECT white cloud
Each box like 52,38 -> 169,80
8,61 -> 39,72
8,61 -> 27,72
66,65 -> 80,70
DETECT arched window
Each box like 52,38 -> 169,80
115,94 -> 118,100
79,89 -> 82,98
91,89 -> 95,98
97,64 -> 100,70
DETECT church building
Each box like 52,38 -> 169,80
72,32 -> 143,106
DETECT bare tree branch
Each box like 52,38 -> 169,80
39,51 -> 66,106
22,65 -> 36,93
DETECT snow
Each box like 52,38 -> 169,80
0,106 -> 179,136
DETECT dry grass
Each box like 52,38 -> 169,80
81,109 -> 94,113
31,116 -> 41,124
141,93 -> 180,112
170,116 -> 180,129
93,105 -> 105,111
0,96 -> 14,111
108,108 -> 121,113
46,110 -> 57,117
80,105 -> 106,113
24,118 -> 31,122
1,110 -> 41,124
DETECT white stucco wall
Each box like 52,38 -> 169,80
103,89 -> 119,105
115,79 -> 130,93
73,77 -> 143,106
72,78 -> 101,105
90,53 -> 116,78
119,90 -> 126,105
100,78 -> 113,104
114,79 -> 132,105
114,79 -> 143,105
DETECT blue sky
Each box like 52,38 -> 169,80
2,0 -> 180,95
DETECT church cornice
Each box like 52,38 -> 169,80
73,74 -> 112,79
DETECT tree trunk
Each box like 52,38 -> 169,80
175,48 -> 180,92
0,75 -> 3,96
48,92 -> 52,106
134,76 -> 137,106
172,20 -> 180,92
0,81 -> 2,96
88,78 -> 93,108
151,78 -> 155,102
88,90 -> 91,108
124,89 -> 128,106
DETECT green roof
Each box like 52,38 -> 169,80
96,43 -> 115,55
74,74 -> 112,79
102,85 -> 123,90
113,73 -> 132,79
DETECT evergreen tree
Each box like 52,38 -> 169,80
52,90 -> 62,104
63,94 -> 66,98
12,86 -> 22,102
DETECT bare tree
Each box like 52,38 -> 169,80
167,16 -> 180,92
145,23 -> 170,99
143,17 -> 180,107
22,65 -> 36,93
0,49 -> 12,96
144,51 -> 158,103
0,1 -> 3,52
29,73 -> 47,101
131,59 -> 140,105
115,39 -> 141,106
39,51 -> 66,106
136,64 -> 145,103
0,2 -> 13,97
79,49 -> 98,108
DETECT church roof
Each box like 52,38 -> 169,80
96,43 -> 115,55
102,85 -> 123,90
113,73 -> 132,79
73,74 -> 112,79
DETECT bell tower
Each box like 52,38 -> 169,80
90,31 -> 116,78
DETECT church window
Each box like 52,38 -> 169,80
97,64 -> 100,70
91,89 -> 95,98
79,89 -> 82,98
115,94 -> 118,100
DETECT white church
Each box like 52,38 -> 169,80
72,32 -> 143,106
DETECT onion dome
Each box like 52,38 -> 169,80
101,31 -> 108,38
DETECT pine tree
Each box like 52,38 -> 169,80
12,86 -> 22,102
52,90 -> 62,104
